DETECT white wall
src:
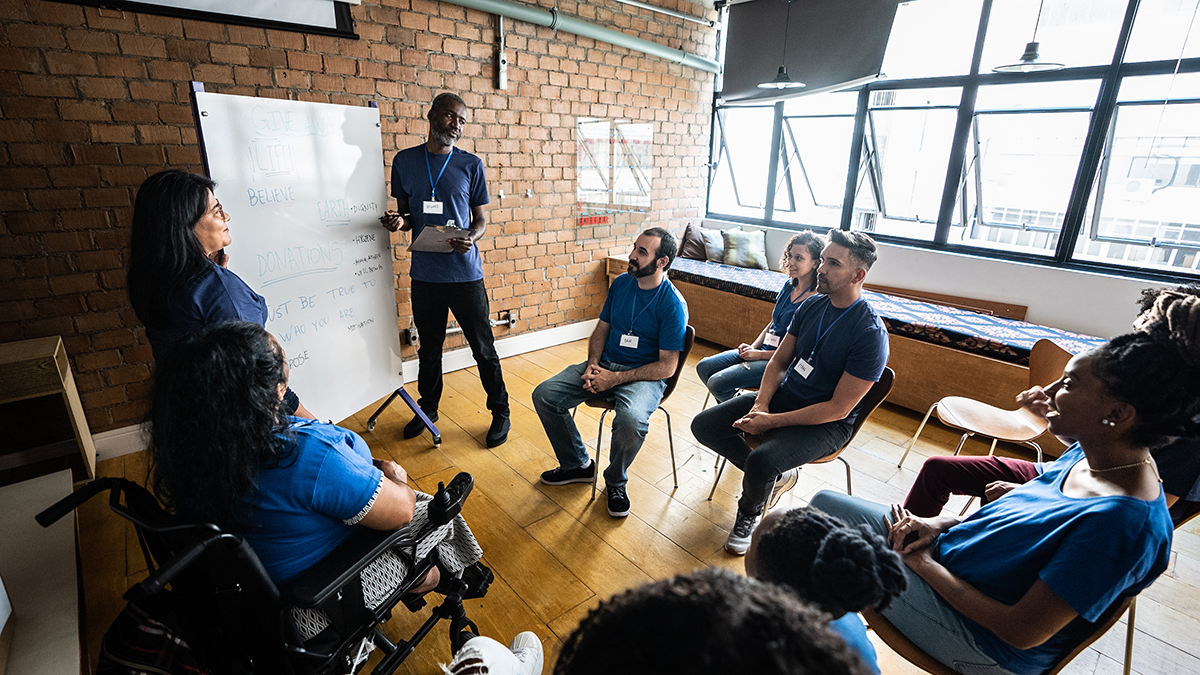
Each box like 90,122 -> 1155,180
701,220 -> 1164,339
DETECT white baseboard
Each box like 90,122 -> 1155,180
95,319 -> 599,461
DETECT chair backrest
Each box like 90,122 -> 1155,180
659,325 -> 696,404
1028,339 -> 1073,389
843,367 -> 895,449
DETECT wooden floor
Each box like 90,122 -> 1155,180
77,338 -> 1200,675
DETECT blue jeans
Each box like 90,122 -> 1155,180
532,362 -> 667,488
808,491 -> 1019,675
695,349 -> 769,404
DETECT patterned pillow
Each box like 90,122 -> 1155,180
701,228 -> 725,263
722,228 -> 768,269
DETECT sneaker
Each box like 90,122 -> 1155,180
767,468 -> 799,511
606,485 -> 631,518
508,631 -> 544,675
540,461 -> 596,485
403,411 -> 438,439
485,414 -> 510,448
725,511 -> 761,555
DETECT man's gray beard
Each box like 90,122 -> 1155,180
430,130 -> 457,148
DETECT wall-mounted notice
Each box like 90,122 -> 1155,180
192,88 -> 402,424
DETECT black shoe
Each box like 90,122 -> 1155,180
485,414 -> 510,448
540,462 -> 596,485
403,411 -> 438,439
606,485 -> 631,518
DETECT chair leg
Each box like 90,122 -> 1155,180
660,405 -> 678,489
958,496 -> 976,516
951,432 -> 973,457
1025,441 -> 1043,463
1123,597 -> 1137,675
591,410 -> 609,503
898,403 -> 938,468
838,456 -> 852,495
986,438 -> 998,456
708,457 -> 727,501
702,391 -> 711,410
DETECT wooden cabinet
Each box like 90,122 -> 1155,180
0,337 -> 96,487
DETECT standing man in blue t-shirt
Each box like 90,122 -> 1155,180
692,230 -> 888,554
380,93 -> 510,448
533,228 -> 688,518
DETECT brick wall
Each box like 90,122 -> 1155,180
0,0 -> 717,433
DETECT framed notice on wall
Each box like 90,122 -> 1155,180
51,0 -> 358,39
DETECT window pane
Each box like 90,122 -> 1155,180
881,0 -> 983,80
981,0 -> 1127,72
975,79 -> 1101,110
1074,96 -> 1200,274
708,107 -> 774,220
577,119 -> 611,209
774,115 -> 854,229
1126,0 -> 1200,63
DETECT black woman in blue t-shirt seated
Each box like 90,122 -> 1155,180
127,169 -> 313,418
810,289 -> 1200,675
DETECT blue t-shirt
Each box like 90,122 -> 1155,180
390,144 -> 489,283
145,260 -> 268,362
242,418 -> 384,584
830,613 -> 879,674
597,273 -> 688,369
764,281 -> 810,351
938,444 -> 1172,675
779,294 -> 889,425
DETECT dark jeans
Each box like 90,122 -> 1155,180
411,279 -> 508,416
691,390 -> 852,517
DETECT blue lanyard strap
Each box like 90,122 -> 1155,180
808,296 -> 862,359
628,279 -> 667,334
425,147 -> 452,200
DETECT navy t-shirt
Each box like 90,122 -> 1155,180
389,144 -> 489,283
765,280 -> 810,350
598,274 -> 688,369
779,294 -> 888,425
145,260 -> 268,362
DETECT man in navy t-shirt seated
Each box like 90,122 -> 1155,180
534,228 -> 688,518
692,230 -> 888,555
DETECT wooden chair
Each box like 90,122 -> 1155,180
583,326 -> 695,501
863,594 -> 1134,675
707,367 -> 895,502
896,339 -> 1072,512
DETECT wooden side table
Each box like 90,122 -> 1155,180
0,337 -> 96,487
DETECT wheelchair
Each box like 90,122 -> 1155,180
37,472 -> 491,675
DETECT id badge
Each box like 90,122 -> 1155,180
763,332 -> 781,348
620,334 -> 640,349
793,358 -> 814,379
423,200 -> 444,214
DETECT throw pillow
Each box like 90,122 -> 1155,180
722,228 -> 768,269
701,227 -> 725,263
678,223 -> 707,260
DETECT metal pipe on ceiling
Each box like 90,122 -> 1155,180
441,0 -> 721,73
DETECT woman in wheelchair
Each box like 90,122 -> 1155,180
147,320 -> 484,642
809,288 -> 1200,675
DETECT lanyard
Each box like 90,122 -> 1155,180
771,282 -> 813,335
425,147 -> 453,200
808,297 -> 862,359
628,280 -> 667,334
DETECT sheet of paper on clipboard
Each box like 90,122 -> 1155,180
408,224 -> 468,253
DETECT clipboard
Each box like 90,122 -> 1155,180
408,225 -> 469,253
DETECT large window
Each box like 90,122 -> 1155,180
707,0 -> 1200,280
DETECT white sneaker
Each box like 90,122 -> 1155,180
509,631 -> 544,675
767,468 -> 799,511
725,512 -> 761,555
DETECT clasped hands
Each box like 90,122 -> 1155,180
581,363 -> 619,394
886,505 -> 958,569
731,402 -> 776,435
735,342 -> 771,362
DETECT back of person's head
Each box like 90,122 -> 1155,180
826,229 -> 878,271
553,567 -> 870,675
150,321 -> 291,528
128,170 -> 216,328
1094,288 -> 1200,448
752,507 -> 906,618
642,226 -> 678,271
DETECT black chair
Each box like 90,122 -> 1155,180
37,473 -> 489,675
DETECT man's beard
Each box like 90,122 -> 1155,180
430,128 -> 457,147
628,260 -> 657,278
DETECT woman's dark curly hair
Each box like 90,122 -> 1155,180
149,321 -> 292,528
1092,287 -> 1200,448
554,567 -> 869,675
128,170 -> 216,329
781,230 -> 823,291
754,507 -> 907,617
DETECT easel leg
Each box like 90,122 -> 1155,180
366,386 -> 442,446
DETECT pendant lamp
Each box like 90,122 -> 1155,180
759,0 -> 806,89
993,0 -> 1065,73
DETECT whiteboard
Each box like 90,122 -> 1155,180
193,90 -> 403,424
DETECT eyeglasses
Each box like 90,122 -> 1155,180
209,202 -> 228,219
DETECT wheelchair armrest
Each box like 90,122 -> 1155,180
289,525 -> 412,608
